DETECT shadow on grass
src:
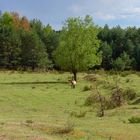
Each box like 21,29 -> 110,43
0,81 -> 68,85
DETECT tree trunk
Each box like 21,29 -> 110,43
73,71 -> 77,81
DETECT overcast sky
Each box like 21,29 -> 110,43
1,0 -> 140,30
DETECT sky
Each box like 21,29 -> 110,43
1,0 -> 140,30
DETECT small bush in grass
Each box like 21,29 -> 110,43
104,97 -> 116,110
85,86 -> 106,117
85,92 -> 109,109
76,111 -> 87,118
135,72 -> 140,77
85,93 -> 103,106
25,120 -> 33,126
26,120 -> 33,124
120,71 -> 132,77
128,116 -> 140,123
96,109 -> 104,117
85,88 -> 136,110
106,87 -> 137,109
83,85 -> 92,91
0,122 -> 4,125
131,97 -> 140,105
107,70 -> 115,75
110,87 -> 124,108
70,110 -> 87,118
52,121 -> 74,134
84,74 -> 99,82
125,79 -> 130,83
123,88 -> 137,101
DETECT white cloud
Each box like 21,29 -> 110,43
68,0 -> 140,21
93,11 -> 129,20
94,12 -> 116,20
123,7 -> 140,15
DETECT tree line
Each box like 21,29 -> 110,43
0,11 -> 140,72
98,25 -> 140,71
0,12 -> 59,70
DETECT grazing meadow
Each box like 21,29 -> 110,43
0,71 -> 140,140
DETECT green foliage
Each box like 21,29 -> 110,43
0,12 -> 50,70
1,11 -> 140,72
70,110 -> 87,118
42,25 -> 59,61
128,116 -> 140,123
131,97 -> 140,105
85,93 -> 97,106
52,120 -> 74,134
20,30 -> 49,70
123,88 -> 137,101
98,25 -> 140,71
83,85 -> 92,91
112,52 -> 132,71
54,15 -> 101,79
85,93 -> 105,106
0,12 -> 21,68
100,42 -> 112,70
25,119 -> 33,124
0,72 -> 140,139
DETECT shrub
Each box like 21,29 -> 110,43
131,97 -> 140,105
135,72 -> 140,77
123,88 -> 137,101
26,120 -> 33,124
84,74 -> 100,82
83,85 -> 92,91
120,71 -> 132,77
96,109 -> 104,117
85,93 -> 113,109
110,87 -> 124,108
85,93 -> 103,106
103,97 -> 115,110
125,78 -> 130,83
70,111 -> 87,118
128,116 -> 140,123
105,88 -> 137,109
52,121 -> 74,134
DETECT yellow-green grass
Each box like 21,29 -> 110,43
0,71 -> 140,140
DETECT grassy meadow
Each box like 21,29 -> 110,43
0,71 -> 140,140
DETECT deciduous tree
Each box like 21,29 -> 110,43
54,15 -> 101,81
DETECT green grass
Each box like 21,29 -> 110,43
0,71 -> 140,140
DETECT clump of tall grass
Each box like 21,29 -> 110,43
83,85 -> 92,91
128,116 -> 140,123
52,120 -> 74,134
70,110 -> 87,118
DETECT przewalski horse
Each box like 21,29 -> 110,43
68,77 -> 77,89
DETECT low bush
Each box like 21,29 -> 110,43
125,79 -> 130,83
70,110 -> 87,118
85,93 -> 104,106
128,116 -> 140,123
25,120 -> 33,124
119,71 -> 132,77
123,88 -> 137,101
85,85 -> 137,111
135,72 -> 140,77
52,121 -> 74,134
83,85 -> 92,91
84,74 -> 100,82
85,93 -> 114,110
131,97 -> 140,105
110,87 -> 124,107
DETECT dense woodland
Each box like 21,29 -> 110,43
0,11 -> 140,71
